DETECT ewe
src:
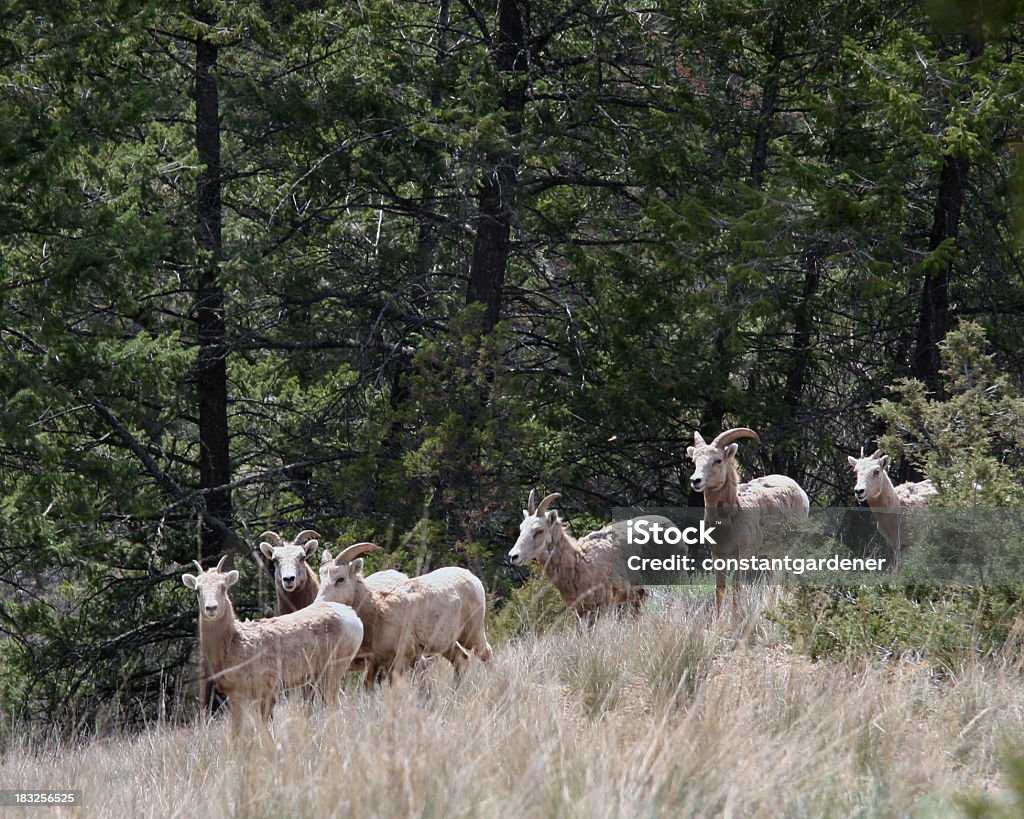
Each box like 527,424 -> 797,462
687,428 -> 810,611
316,544 -> 491,686
182,555 -> 363,734
847,448 -> 937,559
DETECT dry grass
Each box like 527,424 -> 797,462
2,588 -> 1022,818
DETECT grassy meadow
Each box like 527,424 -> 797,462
1,587 -> 1022,818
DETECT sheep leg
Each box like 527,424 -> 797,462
715,570 -> 726,614
443,643 -> 470,684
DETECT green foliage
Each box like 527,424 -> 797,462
487,571 -> 572,644
875,321 -> 1024,505
772,585 -> 1024,668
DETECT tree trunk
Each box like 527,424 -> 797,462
911,153 -> 968,397
465,0 -> 528,333
194,11 -> 232,560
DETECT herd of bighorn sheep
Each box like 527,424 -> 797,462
181,427 -> 936,732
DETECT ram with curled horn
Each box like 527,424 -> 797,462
257,529 -> 324,615
316,543 -> 490,687
687,427 -> 810,612
508,489 -> 671,625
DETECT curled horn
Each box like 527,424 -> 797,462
870,449 -> 884,459
527,489 -> 537,515
293,529 -> 321,545
215,554 -> 230,572
258,530 -> 284,548
332,542 -> 381,564
536,492 -> 561,516
710,427 -> 760,448
192,560 -> 204,573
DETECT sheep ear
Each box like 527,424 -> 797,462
224,570 -> 239,587
182,574 -> 197,590
880,455 -> 891,470
847,455 -> 858,467
724,443 -> 739,460
351,558 -> 365,576
522,509 -> 529,519
259,542 -> 275,560
303,539 -> 319,557
686,446 -> 695,459
546,509 -> 558,523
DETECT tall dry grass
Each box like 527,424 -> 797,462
1,588 -> 1021,818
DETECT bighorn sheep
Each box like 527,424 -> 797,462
687,428 -> 810,611
315,543 -> 492,686
181,555 -> 363,734
507,490 -> 656,625
258,529 -> 322,614
847,448 -> 937,558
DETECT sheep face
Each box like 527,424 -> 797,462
317,553 -> 364,606
687,440 -> 740,493
508,510 -> 559,566
182,567 -> 239,621
260,539 -> 318,593
847,453 -> 891,503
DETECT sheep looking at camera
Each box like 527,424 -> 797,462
687,427 -> 810,611
257,529 -> 322,614
315,543 -> 491,686
847,448 -> 937,557
181,555 -> 363,734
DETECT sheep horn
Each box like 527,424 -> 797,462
292,529 -> 321,545
536,492 -> 561,516
527,489 -> 538,515
192,560 -> 204,573
332,542 -> 381,564
258,530 -> 284,548
870,449 -> 884,459
693,430 -> 707,446
711,428 -> 760,448
215,554 -> 229,572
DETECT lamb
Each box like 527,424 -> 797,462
507,490 -> 658,625
181,555 -> 363,735
687,428 -> 810,611
258,529 -> 322,614
847,448 -> 937,559
315,543 -> 492,686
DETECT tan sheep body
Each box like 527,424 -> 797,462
687,428 -> 810,611
182,556 -> 363,733
316,548 -> 491,686
847,449 -> 937,556
508,491 -> 657,625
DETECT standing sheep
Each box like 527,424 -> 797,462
507,490 -> 656,625
181,555 -> 363,735
315,544 -> 492,686
258,529 -> 322,614
847,448 -> 937,559
687,428 -> 810,612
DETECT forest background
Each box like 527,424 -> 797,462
2,0 -> 1023,731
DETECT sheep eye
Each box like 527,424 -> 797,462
713,458 -> 722,464
873,468 -> 880,475
335,578 -> 345,585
